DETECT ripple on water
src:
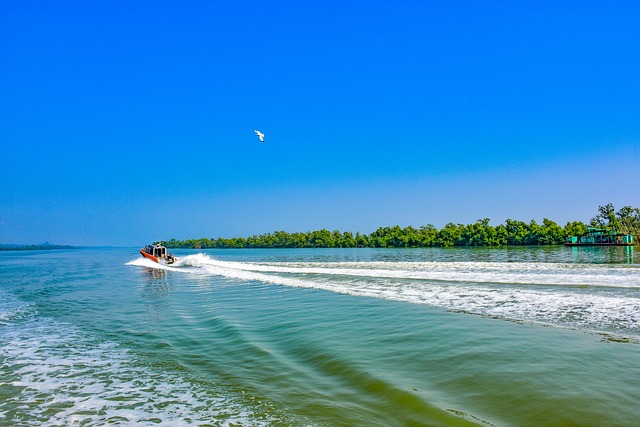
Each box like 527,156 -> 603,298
0,305 -> 295,427
141,254 -> 640,339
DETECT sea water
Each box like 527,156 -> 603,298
1,246 -> 639,426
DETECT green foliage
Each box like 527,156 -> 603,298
613,205 -> 640,235
156,204 -> 638,249
588,203 -> 640,235
435,223 -> 464,247
504,219 -> 529,245
539,218 -> 565,245
591,203 -> 619,230
564,221 -> 587,239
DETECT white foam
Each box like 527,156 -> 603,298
0,315 -> 282,426
0,291 -> 35,324
125,257 -> 178,271
132,254 -> 640,335
163,255 -> 640,288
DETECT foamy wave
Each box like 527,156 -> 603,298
0,316 -> 284,426
127,254 -> 640,336
0,292 -> 35,324
125,257 -> 178,271
156,254 -> 640,288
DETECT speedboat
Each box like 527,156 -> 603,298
140,244 -> 177,265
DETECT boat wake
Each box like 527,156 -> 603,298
128,253 -> 640,339
0,290 -> 288,426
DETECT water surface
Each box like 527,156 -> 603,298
1,246 -> 639,426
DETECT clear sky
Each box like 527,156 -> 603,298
1,1 -> 639,246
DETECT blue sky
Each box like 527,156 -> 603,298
1,1 -> 639,246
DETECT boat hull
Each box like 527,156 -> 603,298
140,248 -> 176,265
140,249 -> 159,263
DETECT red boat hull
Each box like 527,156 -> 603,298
140,249 -> 159,263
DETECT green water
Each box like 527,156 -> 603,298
1,247 -> 639,426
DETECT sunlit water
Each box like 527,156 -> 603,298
1,246 -> 639,426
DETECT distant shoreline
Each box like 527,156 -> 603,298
0,244 -> 76,252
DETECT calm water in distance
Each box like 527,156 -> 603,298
1,246 -> 639,426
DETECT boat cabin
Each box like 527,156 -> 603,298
145,244 -> 169,258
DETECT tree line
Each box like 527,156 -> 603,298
157,204 -> 640,249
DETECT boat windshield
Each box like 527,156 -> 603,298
152,246 -> 166,258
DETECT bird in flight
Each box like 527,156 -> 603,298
254,130 -> 265,143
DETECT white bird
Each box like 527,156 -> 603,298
254,129 -> 265,143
